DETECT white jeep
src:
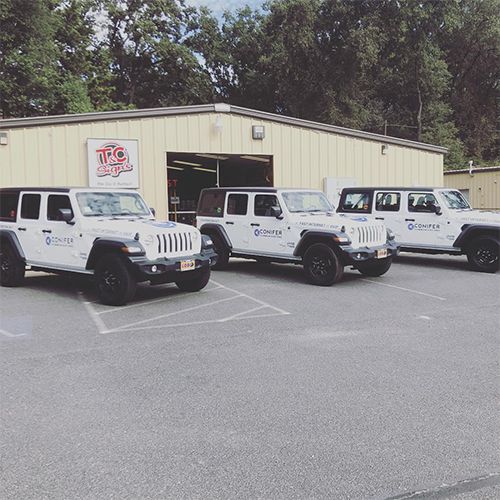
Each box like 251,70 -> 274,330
337,187 -> 500,273
196,188 -> 398,285
0,188 -> 217,305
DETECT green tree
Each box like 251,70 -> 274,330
442,0 -> 499,165
98,0 -> 213,108
0,0 -> 59,117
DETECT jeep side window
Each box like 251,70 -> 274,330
408,193 -> 438,213
198,191 -> 225,217
20,194 -> 41,220
0,192 -> 19,221
254,195 -> 280,217
47,195 -> 73,221
375,192 -> 401,212
341,192 -> 372,213
227,194 -> 248,215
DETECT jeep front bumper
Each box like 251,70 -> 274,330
126,249 -> 218,283
339,241 -> 399,265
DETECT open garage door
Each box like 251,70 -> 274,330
166,152 -> 273,225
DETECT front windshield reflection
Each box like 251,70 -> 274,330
282,191 -> 333,213
76,192 -> 150,217
441,190 -> 471,210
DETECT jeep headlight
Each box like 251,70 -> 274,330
386,228 -> 395,241
143,234 -> 155,246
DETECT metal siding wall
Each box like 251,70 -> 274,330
1,112 -> 444,218
444,171 -> 499,210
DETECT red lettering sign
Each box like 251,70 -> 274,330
95,142 -> 133,178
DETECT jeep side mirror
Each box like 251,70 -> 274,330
58,208 -> 74,224
270,206 -> 283,219
150,207 -> 156,217
433,204 -> 442,215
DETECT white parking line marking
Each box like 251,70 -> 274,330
113,294 -> 244,332
210,279 -> 290,315
96,285 -> 224,315
0,328 -> 26,338
112,311 -> 287,333
79,292 -> 110,334
418,315 -> 431,320
361,279 -> 447,301
81,279 -> 290,335
219,305 -> 265,322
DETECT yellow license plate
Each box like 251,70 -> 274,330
376,249 -> 388,259
180,259 -> 195,271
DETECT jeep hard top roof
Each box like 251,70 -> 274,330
0,187 -> 138,194
340,187 -> 446,193
200,187 -> 323,194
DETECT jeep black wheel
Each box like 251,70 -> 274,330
210,234 -> 230,270
466,237 -> 499,273
357,257 -> 393,277
95,254 -> 136,306
303,243 -> 344,286
0,244 -> 25,287
175,266 -> 211,292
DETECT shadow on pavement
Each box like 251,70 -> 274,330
394,253 -> 472,272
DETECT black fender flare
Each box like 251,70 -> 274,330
453,224 -> 500,249
293,230 -> 346,257
86,238 -> 145,270
0,229 -> 26,261
198,223 -> 232,250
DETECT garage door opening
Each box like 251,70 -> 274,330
166,152 -> 273,225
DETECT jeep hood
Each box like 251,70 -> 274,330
83,218 -> 196,238
289,212 -> 379,230
454,209 -> 500,226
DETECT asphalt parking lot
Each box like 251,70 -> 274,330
1,254 -> 499,499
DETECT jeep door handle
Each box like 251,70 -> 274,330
375,217 -> 385,220
42,229 -> 52,233
405,218 -> 415,222
250,223 -> 260,227
225,221 -> 234,225
18,227 -> 27,231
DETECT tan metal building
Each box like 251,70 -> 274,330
0,103 -> 446,221
444,166 -> 499,210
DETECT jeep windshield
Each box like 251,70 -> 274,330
76,192 -> 150,217
282,191 -> 333,213
440,190 -> 471,210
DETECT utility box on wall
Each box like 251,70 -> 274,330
323,177 -> 357,207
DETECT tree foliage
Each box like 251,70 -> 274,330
0,0 -> 498,168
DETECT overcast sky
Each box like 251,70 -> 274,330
186,0 -> 265,18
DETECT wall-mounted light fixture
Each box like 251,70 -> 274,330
381,144 -> 389,155
214,115 -> 223,133
0,132 -> 7,146
252,125 -> 265,140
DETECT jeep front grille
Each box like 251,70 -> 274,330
156,232 -> 193,255
356,225 -> 385,247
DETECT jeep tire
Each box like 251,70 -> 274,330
303,243 -> 344,286
0,244 -> 25,287
95,254 -> 137,306
356,257 -> 393,277
176,266 -> 211,292
211,234 -> 230,270
466,237 -> 499,273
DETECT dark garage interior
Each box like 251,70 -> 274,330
166,152 -> 273,225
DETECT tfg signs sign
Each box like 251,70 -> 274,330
87,139 -> 139,188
